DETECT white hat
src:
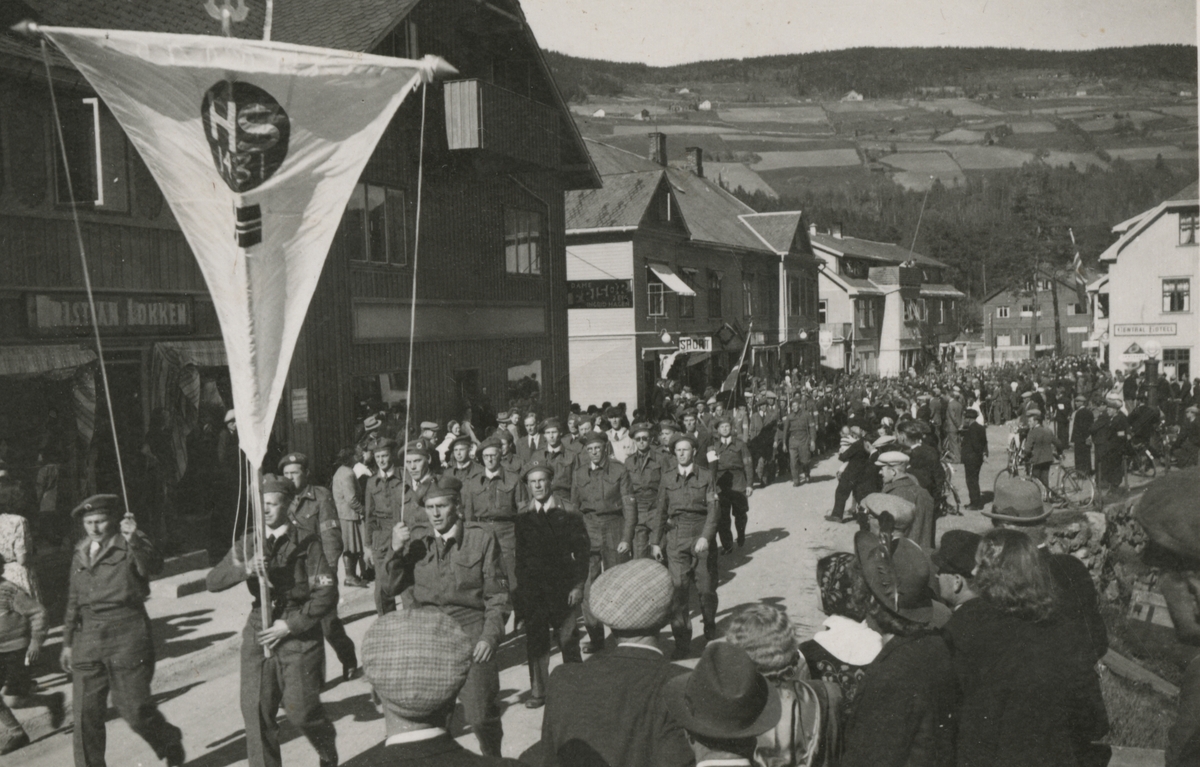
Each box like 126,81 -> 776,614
875,450 -> 910,467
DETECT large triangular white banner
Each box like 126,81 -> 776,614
41,27 -> 444,470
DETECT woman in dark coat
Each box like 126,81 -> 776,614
944,528 -> 1106,767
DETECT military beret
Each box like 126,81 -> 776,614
587,559 -> 673,631
420,421 -> 440,432
278,452 -> 308,472
261,475 -> 295,497
630,421 -> 655,438
369,436 -> 398,453
478,437 -> 504,454
581,431 -> 609,447
72,494 -> 121,519
681,407 -> 698,417
521,460 -> 555,481
404,440 -> 431,458
224,409 -> 236,424
424,476 -> 463,503
362,608 -> 473,719
658,419 -> 680,432
450,435 -> 473,450
712,415 -> 733,427
875,450 -> 910,467
540,417 -> 562,433
672,433 -> 699,450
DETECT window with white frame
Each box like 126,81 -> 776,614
818,299 -> 828,324
647,275 -> 666,317
1021,333 -> 1043,346
935,299 -> 945,324
679,268 -> 697,318
1180,212 -> 1198,245
55,98 -> 129,212
504,208 -> 543,275
1067,302 -> 1086,316
996,334 -> 1011,347
996,306 -> 1010,318
1163,278 -> 1190,313
707,271 -> 722,318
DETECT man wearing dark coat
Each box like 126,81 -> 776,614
960,410 -> 988,510
1069,394 -> 1095,476
709,416 -> 754,553
1091,396 -> 1129,490
829,426 -> 872,522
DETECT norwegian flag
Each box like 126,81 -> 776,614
1068,229 -> 1089,307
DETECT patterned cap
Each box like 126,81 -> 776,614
278,452 -> 308,472
362,608 -> 473,719
587,559 -> 673,630
72,493 -> 121,519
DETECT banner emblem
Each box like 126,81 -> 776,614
202,81 -> 290,192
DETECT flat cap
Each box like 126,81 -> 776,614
362,608 -> 473,719
278,452 -> 308,472
72,494 -> 121,519
875,450 -> 911,467
420,421 -> 440,432
587,559 -> 673,631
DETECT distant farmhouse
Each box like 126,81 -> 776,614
699,100 -> 713,111
841,90 -> 864,102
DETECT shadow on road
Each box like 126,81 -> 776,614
151,609 -> 237,661
716,527 -> 790,588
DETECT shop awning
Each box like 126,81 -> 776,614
686,352 -> 711,366
648,263 -> 696,297
0,345 -> 96,376
155,340 -> 228,367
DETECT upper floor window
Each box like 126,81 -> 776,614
904,298 -> 924,322
1020,304 -> 1042,317
842,259 -> 867,279
56,98 -> 129,212
856,298 -> 878,329
707,271 -> 722,318
344,183 -> 407,265
1067,302 -> 1086,316
1181,212 -> 1198,245
377,20 -> 420,59
1163,278 -> 1191,313
996,306 -> 1010,318
679,268 -> 697,318
743,277 -> 754,317
818,299 -> 828,324
935,299 -> 946,324
647,276 -> 666,318
505,208 -> 543,275
787,277 -> 801,317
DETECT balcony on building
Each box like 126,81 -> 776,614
443,79 -> 561,171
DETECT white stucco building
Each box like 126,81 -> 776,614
1091,181 -> 1199,381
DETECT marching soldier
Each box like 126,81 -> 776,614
654,434 -> 720,660
680,409 -> 711,467
708,416 -> 754,554
206,477 -> 338,767
278,453 -> 357,682
461,437 -> 526,597
530,417 -> 577,505
62,495 -> 185,767
362,437 -> 411,615
624,422 -> 669,560
387,476 -> 510,756
571,430 -> 637,653
656,419 -> 681,467
515,461 -> 589,708
779,397 -> 816,486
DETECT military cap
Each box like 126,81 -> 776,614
539,417 -> 562,433
224,409 -> 236,424
672,433 -> 699,451
681,407 -> 698,417
261,475 -> 295,497
369,436 -> 398,453
493,428 -> 515,444
478,437 -> 504,454
521,460 -> 555,482
278,452 -> 308,472
712,415 -> 733,427
404,440 -> 431,458
581,431 -> 609,447
575,414 -> 594,428
630,421 -> 655,438
420,421 -> 440,432
604,406 -> 622,418
450,435 -> 473,450
587,559 -> 673,631
424,476 -> 463,503
874,450 -> 911,467
72,494 -> 121,519
362,608 -> 474,719
658,419 -> 680,432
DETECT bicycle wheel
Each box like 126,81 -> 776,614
1130,451 -> 1157,479
1057,469 -> 1095,510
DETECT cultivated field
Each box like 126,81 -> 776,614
750,149 -> 863,170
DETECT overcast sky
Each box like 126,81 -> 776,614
522,0 -> 1198,66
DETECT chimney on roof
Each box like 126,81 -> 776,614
684,146 -> 704,178
808,222 -> 817,236
832,222 -> 843,239
649,132 -> 668,167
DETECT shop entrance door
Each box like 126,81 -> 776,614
92,354 -> 145,503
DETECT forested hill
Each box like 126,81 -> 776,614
543,45 -> 1198,101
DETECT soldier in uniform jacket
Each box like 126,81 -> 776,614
530,417 -> 577,505
623,422 -> 670,560
493,428 -> 525,475
461,437 -> 526,597
444,435 -> 482,483
708,417 -> 754,554
654,434 -> 721,660
206,477 -> 339,767
571,431 -> 637,653
778,398 -> 816,486
679,409 -> 711,468
279,453 -> 357,681
515,462 -> 589,708
62,495 -> 185,767
387,477 -> 511,757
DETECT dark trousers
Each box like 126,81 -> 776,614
72,611 -> 181,767
831,481 -> 853,520
0,649 -> 29,750
788,444 -> 811,484
717,490 -> 749,550
1096,449 -> 1124,489
322,614 -> 356,669
370,529 -> 395,616
523,597 -> 581,700
240,617 -> 337,767
453,615 -> 503,757
1032,462 -> 1052,492
666,515 -> 718,649
963,458 -> 983,506
633,499 -> 655,559
581,513 -> 629,649
1074,442 -> 1093,476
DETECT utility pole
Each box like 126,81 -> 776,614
1050,267 -> 1064,357
1029,256 -> 1039,362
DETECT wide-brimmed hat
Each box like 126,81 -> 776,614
362,608 -> 473,719
1134,470 -> 1200,561
982,476 -> 1050,523
664,642 -> 781,740
586,559 -> 673,631
855,530 -> 935,624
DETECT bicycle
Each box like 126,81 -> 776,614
937,453 -> 962,516
1127,439 -> 1158,479
995,447 -> 1048,500
1046,459 -> 1096,510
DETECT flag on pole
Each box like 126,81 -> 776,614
39,27 -> 449,471
720,325 -> 753,394
1067,228 -> 1089,307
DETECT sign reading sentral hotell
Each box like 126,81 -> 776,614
1113,323 -> 1177,336
28,293 -> 194,336
567,280 -> 633,309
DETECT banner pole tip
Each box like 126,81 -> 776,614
9,20 -> 41,37
419,54 -> 458,83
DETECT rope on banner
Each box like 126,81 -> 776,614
40,39 -> 134,522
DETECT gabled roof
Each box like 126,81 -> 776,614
565,171 -> 665,231
586,140 -> 664,175
1101,180 -> 1199,262
739,212 -> 804,254
665,167 -> 768,252
809,232 -> 947,269
979,266 -> 1098,305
